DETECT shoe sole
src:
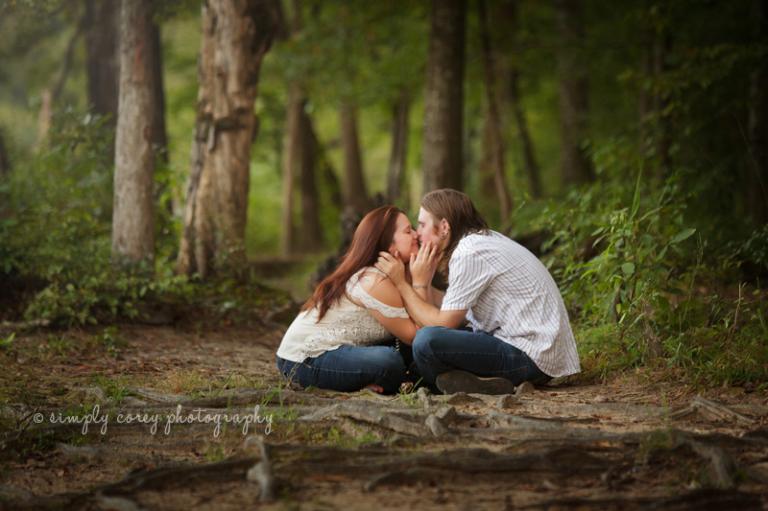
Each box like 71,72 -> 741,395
435,370 -> 517,395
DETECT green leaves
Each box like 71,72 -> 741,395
671,228 -> 696,245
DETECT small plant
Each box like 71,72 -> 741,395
0,332 -> 15,351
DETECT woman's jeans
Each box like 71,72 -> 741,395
276,345 -> 406,394
412,326 -> 551,388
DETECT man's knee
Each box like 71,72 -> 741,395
413,326 -> 446,358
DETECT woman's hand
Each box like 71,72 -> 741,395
375,251 -> 407,285
410,241 -> 441,287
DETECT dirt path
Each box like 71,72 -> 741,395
1,324 -> 767,510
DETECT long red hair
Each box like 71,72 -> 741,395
303,205 -> 404,320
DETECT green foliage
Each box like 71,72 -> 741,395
533,140 -> 767,385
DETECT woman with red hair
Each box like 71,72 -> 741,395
276,206 -> 423,394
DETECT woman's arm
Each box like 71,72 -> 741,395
359,274 -> 420,344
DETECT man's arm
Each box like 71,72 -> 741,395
395,279 -> 466,328
375,246 -> 465,329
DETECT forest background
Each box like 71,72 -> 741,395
0,0 -> 766,388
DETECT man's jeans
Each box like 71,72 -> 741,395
276,345 -> 406,394
412,326 -> 551,388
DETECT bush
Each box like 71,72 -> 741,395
530,150 -> 767,386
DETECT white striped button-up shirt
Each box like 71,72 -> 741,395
441,231 -> 581,378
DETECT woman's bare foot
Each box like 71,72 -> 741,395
364,384 -> 384,394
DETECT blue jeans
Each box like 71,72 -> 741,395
412,326 -> 551,388
276,345 -> 406,394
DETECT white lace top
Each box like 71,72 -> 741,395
276,267 -> 409,363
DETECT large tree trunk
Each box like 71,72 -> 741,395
747,0 -> 768,224
340,101 -> 371,213
555,0 -> 594,187
84,0 -> 119,122
422,0 -> 465,193
112,0 -> 157,266
177,0 -> 277,278
387,90 -> 410,205
502,0 -> 542,199
478,0 -> 512,223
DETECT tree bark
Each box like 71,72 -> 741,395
281,0 -> 322,254
478,0 -> 512,223
422,0 -> 465,193
387,90 -> 410,204
747,0 -> 768,224
280,84 -> 300,255
0,128 -> 10,178
112,0 -> 157,266
340,101 -> 371,214
84,0 -> 119,123
299,112 -> 323,250
502,0 -> 542,198
177,0 -> 277,278
555,0 -> 594,187
148,21 -> 168,163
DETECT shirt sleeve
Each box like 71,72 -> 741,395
441,244 -> 494,311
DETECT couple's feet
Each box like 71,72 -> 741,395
366,371 -> 530,395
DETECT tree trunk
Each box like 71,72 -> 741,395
502,0 -> 542,199
422,0 -> 465,193
0,129 -> 10,178
748,0 -> 768,225
340,101 -> 371,214
280,0 -> 321,254
84,0 -> 119,123
299,112 -> 323,250
112,0 -> 157,266
555,0 -> 594,187
387,90 -> 410,205
177,0 -> 277,278
280,84 -> 300,255
478,0 -> 512,223
148,21 -> 168,163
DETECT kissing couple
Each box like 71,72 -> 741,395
276,188 -> 580,395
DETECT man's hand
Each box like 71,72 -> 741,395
410,241 -> 441,286
375,251 -> 406,285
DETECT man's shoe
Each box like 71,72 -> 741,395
435,370 -> 517,395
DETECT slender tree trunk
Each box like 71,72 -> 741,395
148,21 -> 168,163
387,90 -> 410,204
112,0 -> 157,266
502,0 -> 542,198
280,0 -> 321,254
340,101 -> 371,213
299,112 -> 323,250
0,129 -> 10,178
280,84 -> 301,255
177,0 -> 277,278
422,0 -> 465,193
509,66 -> 542,198
555,0 -> 594,187
478,0 -> 512,222
653,31 -> 672,180
84,0 -> 119,122
748,0 -> 768,224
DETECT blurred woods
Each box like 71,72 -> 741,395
0,0 -> 766,385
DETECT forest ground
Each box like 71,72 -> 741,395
1,318 -> 767,510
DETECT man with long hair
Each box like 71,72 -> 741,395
376,189 -> 580,394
